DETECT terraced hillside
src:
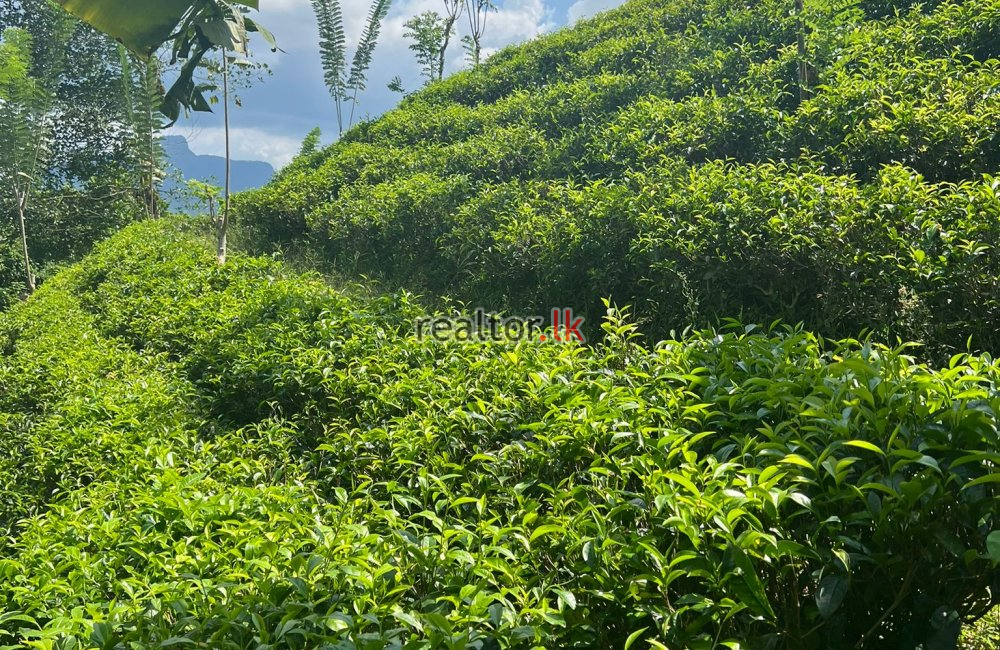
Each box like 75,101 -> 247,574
238,0 -> 1000,357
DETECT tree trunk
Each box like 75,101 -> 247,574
145,60 -> 160,219
16,188 -> 35,294
217,50 -> 231,265
795,0 -> 812,103
438,16 -> 457,81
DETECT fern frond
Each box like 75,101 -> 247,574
312,0 -> 347,100
347,0 -> 391,92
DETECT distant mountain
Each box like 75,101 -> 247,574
161,135 -> 274,212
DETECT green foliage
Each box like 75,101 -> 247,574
462,0 -> 495,66
964,607 -> 1000,649
6,0 -> 1000,645
312,0 -> 348,131
298,126 -> 323,158
118,47 -> 166,219
348,0 -> 392,93
405,11 -> 449,84
186,178 -> 223,223
312,0 -> 391,133
0,239 -> 24,309
237,0 -> 1000,360
0,26 -> 52,292
0,1 -> 153,292
0,221 -> 999,648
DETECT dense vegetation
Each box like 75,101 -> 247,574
0,220 -> 996,649
0,0 -> 156,309
237,0 -> 1000,357
4,0 -> 1000,646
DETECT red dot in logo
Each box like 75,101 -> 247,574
539,335 -> 547,342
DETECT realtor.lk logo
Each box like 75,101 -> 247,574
415,308 -> 586,343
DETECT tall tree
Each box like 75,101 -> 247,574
0,28 -> 52,295
404,11 -> 447,84
438,0 -> 462,80
218,46 -> 232,265
312,0 -> 347,134
194,6 -> 263,265
347,0 -> 391,128
463,0 -> 494,67
0,0 -> 147,289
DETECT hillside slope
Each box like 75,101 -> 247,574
237,0 -> 1000,356
0,220 -> 998,648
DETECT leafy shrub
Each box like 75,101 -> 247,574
234,0 -> 1000,359
964,607 -> 1000,649
442,178 -> 639,320
1,221 -> 998,648
0,239 -> 25,311
778,58 -> 1000,182
308,173 -> 474,288
592,88 -> 782,170
626,162 -> 1000,352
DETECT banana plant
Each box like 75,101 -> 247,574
54,0 -> 275,122
54,0 -> 193,56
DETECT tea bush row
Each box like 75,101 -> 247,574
266,161 -> 1000,358
0,221 -> 998,648
235,0 -> 1000,358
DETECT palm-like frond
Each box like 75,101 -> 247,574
0,32 -> 51,197
312,0 -> 347,99
117,46 -> 165,217
311,0 -> 348,131
347,0 -> 391,92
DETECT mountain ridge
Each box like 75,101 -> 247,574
162,134 -> 274,209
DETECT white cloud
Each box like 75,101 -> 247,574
170,0 -> 574,170
566,0 -> 622,23
377,0 -> 557,78
178,125 -> 302,168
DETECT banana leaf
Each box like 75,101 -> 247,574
53,0 -> 260,57
54,0 -> 192,56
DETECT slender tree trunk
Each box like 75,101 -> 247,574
349,86 -> 359,130
795,0 -> 812,103
144,60 -> 160,219
15,188 -> 35,294
335,90 -> 344,136
438,16 -> 457,81
217,50 -> 231,265
147,101 -> 158,219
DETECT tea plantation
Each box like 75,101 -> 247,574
3,0 -> 1000,646
237,0 -> 1000,358
0,218 -> 995,648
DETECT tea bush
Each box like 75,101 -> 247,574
0,240 -> 25,311
235,0 -> 1000,358
1,220 -> 998,648
296,159 -> 1000,358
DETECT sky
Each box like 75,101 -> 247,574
169,0 -> 627,170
